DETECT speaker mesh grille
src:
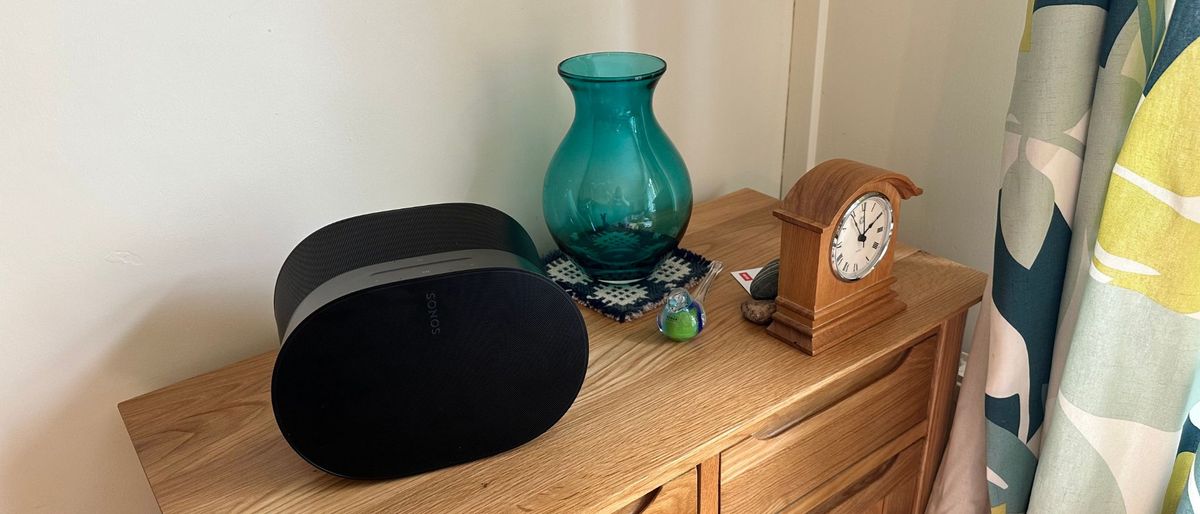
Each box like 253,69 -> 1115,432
274,203 -> 540,337
271,269 -> 588,479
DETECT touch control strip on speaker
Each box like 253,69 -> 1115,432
281,249 -> 541,340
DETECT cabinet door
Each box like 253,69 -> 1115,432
614,468 -> 698,514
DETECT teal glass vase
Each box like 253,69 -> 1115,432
543,52 -> 693,283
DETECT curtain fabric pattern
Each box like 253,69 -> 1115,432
930,0 -> 1200,512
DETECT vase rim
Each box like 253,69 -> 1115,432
558,51 -> 666,83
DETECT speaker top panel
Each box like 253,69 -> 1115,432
274,203 -> 539,337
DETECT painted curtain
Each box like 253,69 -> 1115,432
928,0 -> 1200,513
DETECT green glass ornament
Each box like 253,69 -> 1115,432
657,261 -> 723,342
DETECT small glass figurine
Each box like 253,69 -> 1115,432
658,261 -> 724,342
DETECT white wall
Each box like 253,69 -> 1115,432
781,0 -> 824,189
784,0 -> 1027,344
0,2 -> 793,512
814,0 -> 1026,273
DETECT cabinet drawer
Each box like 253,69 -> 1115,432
786,440 -> 924,514
614,467 -> 698,514
720,336 -> 936,513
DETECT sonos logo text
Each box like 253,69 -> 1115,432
425,292 -> 441,335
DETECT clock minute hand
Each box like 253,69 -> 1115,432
866,211 -> 884,230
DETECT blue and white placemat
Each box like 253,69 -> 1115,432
542,248 -> 714,322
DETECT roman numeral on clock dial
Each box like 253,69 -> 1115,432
830,193 -> 893,281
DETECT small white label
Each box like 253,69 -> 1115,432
730,267 -> 763,295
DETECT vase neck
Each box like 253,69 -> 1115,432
564,77 -> 659,120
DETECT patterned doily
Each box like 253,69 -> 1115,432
542,248 -> 713,322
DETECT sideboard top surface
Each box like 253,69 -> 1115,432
117,188 -> 986,513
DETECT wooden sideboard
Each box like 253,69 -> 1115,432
118,189 -> 985,513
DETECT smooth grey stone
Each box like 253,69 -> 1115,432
750,259 -> 780,300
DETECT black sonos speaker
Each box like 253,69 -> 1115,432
271,203 -> 588,479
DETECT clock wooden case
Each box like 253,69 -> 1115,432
768,159 -> 922,355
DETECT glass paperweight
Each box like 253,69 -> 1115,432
543,51 -> 693,283
658,261 -> 723,342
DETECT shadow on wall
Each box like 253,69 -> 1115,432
460,32 -> 564,252
0,277 -> 277,513
631,2 -> 727,198
310,1 -> 600,253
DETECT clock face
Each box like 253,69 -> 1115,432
831,192 -> 893,281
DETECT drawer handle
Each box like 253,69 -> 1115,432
804,454 -> 901,514
614,485 -> 662,514
753,347 -> 915,440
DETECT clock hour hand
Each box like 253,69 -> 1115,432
862,203 -> 868,233
853,217 -> 868,247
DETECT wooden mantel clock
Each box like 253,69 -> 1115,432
768,159 -> 923,355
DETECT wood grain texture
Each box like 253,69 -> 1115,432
882,472 -> 919,514
748,341 -> 919,440
719,337 -> 935,513
779,159 -> 922,227
614,468 -> 697,514
118,189 -> 986,514
804,442 -> 923,514
698,455 -> 720,514
913,309 -> 969,513
777,431 -> 926,514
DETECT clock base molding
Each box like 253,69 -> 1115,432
768,279 -> 907,355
